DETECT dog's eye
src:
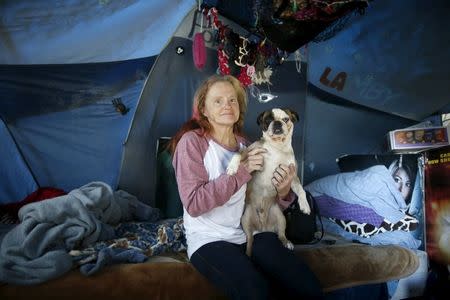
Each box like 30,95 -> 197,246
282,117 -> 289,123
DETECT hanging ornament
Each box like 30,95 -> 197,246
237,65 -> 253,87
218,49 -> 230,75
249,84 -> 278,103
193,9 -> 207,70
251,66 -> 273,85
234,36 -> 250,67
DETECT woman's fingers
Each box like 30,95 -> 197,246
247,147 -> 267,156
274,166 -> 287,178
249,155 -> 264,171
273,171 -> 283,183
272,164 -> 296,197
242,147 -> 266,173
273,164 -> 296,184
271,177 -> 280,186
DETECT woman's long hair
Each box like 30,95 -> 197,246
388,158 -> 415,203
167,74 -> 248,154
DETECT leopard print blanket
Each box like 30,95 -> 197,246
329,215 -> 419,238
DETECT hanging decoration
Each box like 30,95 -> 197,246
192,8 -> 207,70
207,7 -> 288,90
196,1 -> 372,102
257,0 -> 371,52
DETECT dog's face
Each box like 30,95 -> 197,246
257,108 -> 299,144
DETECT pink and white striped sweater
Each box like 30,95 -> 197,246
172,129 -> 295,258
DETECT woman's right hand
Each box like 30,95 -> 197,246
241,147 -> 266,173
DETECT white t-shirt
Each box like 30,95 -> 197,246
172,130 -> 251,258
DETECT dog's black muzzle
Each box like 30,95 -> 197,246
272,121 -> 284,134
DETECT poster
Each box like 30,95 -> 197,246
337,153 -> 425,249
424,145 -> 450,265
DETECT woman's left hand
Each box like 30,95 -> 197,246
272,163 -> 296,199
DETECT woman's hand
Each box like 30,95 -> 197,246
241,147 -> 266,173
272,163 -> 296,198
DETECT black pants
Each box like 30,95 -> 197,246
190,232 -> 324,300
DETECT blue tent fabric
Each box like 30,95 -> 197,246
308,0 -> 450,121
0,0 -> 448,207
303,85 -> 415,184
0,0 -> 196,64
0,57 -> 155,195
0,120 -> 38,204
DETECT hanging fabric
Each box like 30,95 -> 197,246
257,0 -> 370,52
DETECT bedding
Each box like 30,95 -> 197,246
71,217 -> 186,275
307,165 -> 408,222
335,153 -> 426,244
329,214 -> 418,238
0,187 -> 67,223
0,241 -> 419,299
0,180 -> 421,299
305,165 -> 423,249
0,181 -> 160,285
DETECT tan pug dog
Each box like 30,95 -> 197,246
227,108 -> 311,256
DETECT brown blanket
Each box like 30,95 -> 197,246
0,243 -> 419,300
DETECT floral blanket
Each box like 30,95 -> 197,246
70,217 -> 187,275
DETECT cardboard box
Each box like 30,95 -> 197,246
388,126 -> 450,152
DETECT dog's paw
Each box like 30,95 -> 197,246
279,236 -> 294,250
226,154 -> 241,175
298,196 -> 311,215
285,240 -> 294,250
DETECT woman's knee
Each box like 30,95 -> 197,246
251,232 -> 287,258
250,233 -> 324,298
233,271 -> 269,300
209,267 -> 269,300
191,243 -> 270,300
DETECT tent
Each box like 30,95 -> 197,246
1,0 -> 449,209
1,1 -> 450,298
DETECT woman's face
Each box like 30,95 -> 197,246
202,81 -> 240,131
393,167 -> 411,199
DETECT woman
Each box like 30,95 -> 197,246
170,74 -> 323,300
388,158 -> 413,205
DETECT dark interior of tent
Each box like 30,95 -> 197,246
1,0 -> 449,299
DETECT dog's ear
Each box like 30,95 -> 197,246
257,110 -> 267,127
284,108 -> 299,123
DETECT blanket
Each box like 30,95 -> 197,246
0,181 -> 160,285
305,166 -> 422,249
306,165 -> 407,222
321,217 -> 422,249
71,218 -> 186,275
